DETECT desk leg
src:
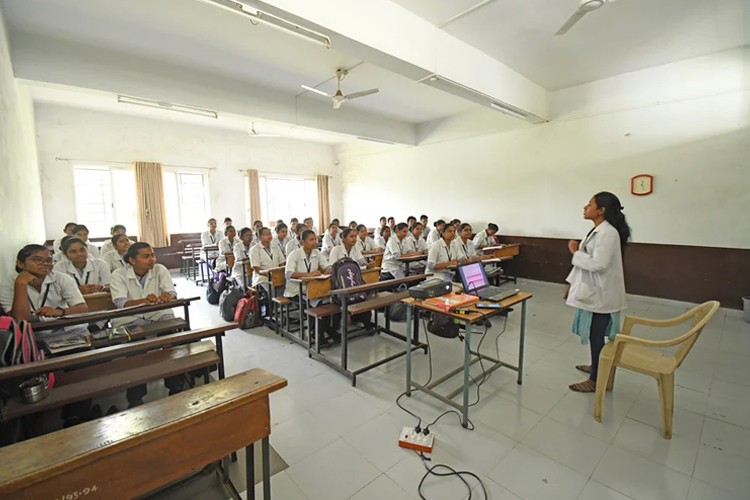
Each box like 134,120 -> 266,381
462,320 -> 471,428
184,303 -> 191,330
517,299 -> 526,385
405,303 -> 413,397
262,436 -> 271,500
215,334 -> 226,380
341,301 -> 349,373
246,443 -> 255,500
298,294 -> 306,343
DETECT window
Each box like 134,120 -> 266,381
163,170 -> 210,233
73,167 -> 137,237
257,175 -> 318,226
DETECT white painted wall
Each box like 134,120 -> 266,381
338,50 -> 750,249
0,9 -> 45,285
34,104 -> 340,240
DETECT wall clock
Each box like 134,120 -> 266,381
631,174 -> 653,196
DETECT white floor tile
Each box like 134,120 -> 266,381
490,378 -> 568,416
473,395 -> 544,441
285,439 -> 380,500
430,420 -> 516,476
686,478 -> 746,500
693,444 -> 750,496
576,480 -> 633,500
475,477 -> 522,500
593,445 -> 692,500
612,418 -> 700,475
700,417 -> 750,461
547,393 -> 628,442
308,390 -> 382,436
341,413 -> 412,472
487,445 -> 588,500
386,450 -> 479,500
252,471 -> 308,500
627,393 -> 705,442
269,410 -> 340,466
348,475 -> 413,500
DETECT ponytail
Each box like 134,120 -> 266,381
594,191 -> 631,250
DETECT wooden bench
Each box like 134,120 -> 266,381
0,368 -> 287,500
83,292 -> 115,312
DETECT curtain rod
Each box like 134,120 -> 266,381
55,157 -> 217,170
237,168 -> 333,179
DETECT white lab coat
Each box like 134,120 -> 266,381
285,238 -> 301,256
232,240 -> 252,278
110,263 -> 176,327
404,234 -> 428,253
472,229 -> 496,248
382,236 -> 409,278
273,236 -> 292,260
321,232 -> 341,257
201,230 -> 221,247
102,250 -> 127,272
356,236 -> 376,253
53,258 -> 111,286
284,248 -> 329,298
85,241 -> 100,259
329,243 -> 365,265
215,237 -> 238,272
565,221 -> 627,314
427,228 -> 442,247
426,238 -> 456,282
452,238 -> 477,261
249,243 -> 285,287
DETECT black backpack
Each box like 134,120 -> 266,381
206,270 -> 227,305
219,282 -> 244,322
331,258 -> 367,305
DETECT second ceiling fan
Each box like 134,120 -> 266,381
302,69 -> 379,109
555,0 -> 617,36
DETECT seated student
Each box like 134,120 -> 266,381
387,216 -> 396,231
251,220 -> 263,246
420,215 -> 430,240
374,226 -> 391,250
348,220 -> 358,230
406,215 -> 417,230
286,224 -> 307,256
215,225 -> 237,273
405,222 -> 428,254
473,223 -> 500,249
427,219 -> 446,247
223,217 -> 233,232
249,227 -> 285,301
102,233 -> 132,272
329,228 -> 371,266
53,222 -> 77,262
377,216 -> 387,233
284,230 -> 338,343
201,218 -> 221,247
232,227 -> 254,280
72,224 -> 101,259
0,244 -> 88,338
356,224 -> 378,253
54,236 -> 111,294
100,225 -> 127,255
303,217 -> 318,235
289,217 -> 299,235
382,222 -> 421,279
273,223 -> 292,260
321,223 -> 341,257
426,223 -> 459,282
450,218 -> 462,231
453,223 -> 493,264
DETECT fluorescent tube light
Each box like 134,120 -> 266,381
357,136 -> 394,145
301,85 -> 329,97
201,0 -> 331,48
117,95 -> 218,119
489,102 -> 527,120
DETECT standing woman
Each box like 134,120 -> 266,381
54,236 -> 111,294
102,233 -> 131,272
215,225 -> 237,273
566,192 -> 630,393
426,223 -> 459,282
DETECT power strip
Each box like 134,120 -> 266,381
398,426 -> 435,454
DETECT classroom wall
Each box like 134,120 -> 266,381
338,49 -> 750,250
34,104 -> 341,240
0,10 -> 45,285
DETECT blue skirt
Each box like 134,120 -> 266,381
572,309 -> 621,345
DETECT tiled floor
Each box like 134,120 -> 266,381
178,275 -> 749,500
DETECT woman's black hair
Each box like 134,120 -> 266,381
420,214 -> 428,220
124,242 -> 151,265
379,216 -> 386,222
72,224 -> 89,234
450,218 -> 461,225
458,223 -> 472,233
290,217 -> 298,223
239,227 -> 252,238
387,216 -> 395,222
411,222 -> 423,231
594,191 -> 631,249
252,220 -> 262,227
15,244 -> 49,272
223,217 -> 232,223
395,222 -> 408,232
295,224 -> 308,236
439,223 -> 455,236
487,223 -> 499,232
257,227 -> 271,237
433,219 -> 445,228
407,215 -> 416,222
207,218 -> 217,224
224,225 -> 236,236
64,222 -> 77,231
62,236 -> 86,255
301,229 -> 316,242
112,233 -> 129,246
328,222 -> 338,230
331,218 -> 340,225
110,224 -> 126,234
356,224 -> 367,232
275,223 -> 288,233
341,228 -> 355,239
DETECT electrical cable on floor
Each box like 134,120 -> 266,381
416,451 -> 488,500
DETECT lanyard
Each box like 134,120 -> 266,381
444,241 -> 452,261
461,242 -> 469,259
303,254 -> 313,273
74,271 -> 91,286
262,245 -> 273,260
28,283 -> 53,311
210,233 -> 216,244
345,246 -> 353,258
278,241 -> 286,257
582,227 -> 597,253
397,240 -> 403,254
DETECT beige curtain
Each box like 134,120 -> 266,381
133,161 -> 169,247
316,174 -> 331,233
247,169 -> 262,224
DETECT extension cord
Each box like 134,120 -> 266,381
398,426 -> 435,454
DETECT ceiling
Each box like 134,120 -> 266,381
392,0 -> 750,90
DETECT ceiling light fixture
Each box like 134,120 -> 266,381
200,0 -> 331,48
117,95 -> 218,119
489,102 -> 527,120
300,85 -> 330,97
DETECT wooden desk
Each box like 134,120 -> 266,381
482,244 -> 521,284
403,291 -> 532,427
398,254 -> 427,275
83,292 -> 115,312
0,368 -> 287,500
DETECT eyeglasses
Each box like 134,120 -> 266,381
28,256 -> 53,265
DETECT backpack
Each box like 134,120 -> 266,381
0,316 -> 55,387
219,283 -> 244,322
427,312 -> 460,339
387,283 -> 408,322
206,270 -> 227,305
331,258 -> 367,305
234,289 -> 262,329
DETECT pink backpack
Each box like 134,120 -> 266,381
0,316 -> 55,388
234,290 -> 262,329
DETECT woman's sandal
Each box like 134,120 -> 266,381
575,364 -> 591,374
569,379 -> 596,393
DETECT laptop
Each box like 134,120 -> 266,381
457,261 -> 518,302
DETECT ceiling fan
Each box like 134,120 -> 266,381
247,122 -> 279,138
301,69 -> 379,109
555,0 -> 616,36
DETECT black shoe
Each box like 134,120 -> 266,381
89,404 -> 102,420
106,405 -> 119,416
327,329 -> 342,344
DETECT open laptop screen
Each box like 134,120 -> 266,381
458,261 -> 489,293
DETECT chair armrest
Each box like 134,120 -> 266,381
621,309 -> 695,335
614,329 -> 695,349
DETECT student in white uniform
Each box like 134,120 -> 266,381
232,228 -> 254,281
201,218 -> 221,248
54,236 -> 111,294
284,230 -> 338,343
355,225 -> 377,253
102,234 -> 132,272
453,223 -> 480,262
303,217 -> 318,236
420,215 -> 430,241
100,225 -> 127,256
387,217 -> 396,232
347,220 -> 358,230
223,217 -> 233,232
329,228 -> 368,266
249,227 -> 285,290
406,216 -> 417,230
289,217 -> 299,235
566,192 -> 630,393
427,220 -> 446,247
215,225 -> 237,273
374,226 -> 391,250
273,223 -> 293,260
72,224 -> 100,259
377,216 -> 387,235
286,224 -> 307,256
321,223 -> 341,257
473,223 -> 500,249
251,220 -> 263,246
405,223 -> 428,254
52,222 -> 77,262
426,224 -> 459,282
382,223 -> 417,279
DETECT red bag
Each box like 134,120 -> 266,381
0,316 -> 55,388
233,290 -> 262,329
